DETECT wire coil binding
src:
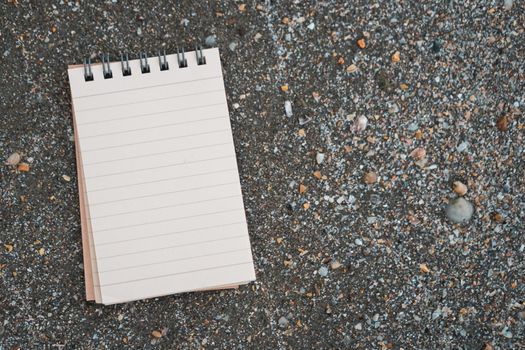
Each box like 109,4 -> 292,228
82,46 -> 207,82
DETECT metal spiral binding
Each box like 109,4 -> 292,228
177,47 -> 187,68
139,52 -> 150,73
195,45 -> 206,65
158,50 -> 169,71
100,53 -> 113,79
83,58 -> 94,81
82,45 -> 207,81
120,52 -> 131,76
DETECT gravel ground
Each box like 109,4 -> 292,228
1,1 -> 525,349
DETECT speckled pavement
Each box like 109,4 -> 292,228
1,1 -> 524,349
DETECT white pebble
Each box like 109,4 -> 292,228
456,141 -> 469,152
5,152 -> 21,166
353,116 -> 368,132
354,323 -> 362,330
432,308 -> 442,320
205,35 -> 217,47
278,316 -> 289,328
504,0 -> 513,10
316,152 -> 325,165
284,100 -> 293,117
318,266 -> 328,277
229,42 -> 238,51
445,198 -> 474,223
307,23 -> 315,30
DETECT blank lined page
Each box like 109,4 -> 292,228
68,48 -> 255,304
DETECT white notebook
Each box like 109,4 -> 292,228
68,47 -> 256,305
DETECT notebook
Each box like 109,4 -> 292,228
67,47 -> 256,305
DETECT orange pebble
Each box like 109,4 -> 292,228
17,163 -> 30,172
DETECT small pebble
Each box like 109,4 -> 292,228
62,175 -> 71,182
284,101 -> 293,117
355,238 -> 363,246
331,261 -> 342,270
346,64 -> 358,73
363,171 -> 377,185
432,308 -> 442,320
17,163 -> 30,172
504,0 -> 513,10
205,35 -> 217,47
410,147 -> 426,160
316,152 -> 325,165
151,330 -> 162,338
278,316 -> 289,328
298,116 -> 311,125
407,123 -> 419,131
496,115 -> 509,131
445,198 -> 474,223
343,335 -> 352,346
502,327 -> 513,338
307,23 -> 315,30
432,39 -> 443,53
228,42 -> 238,51
318,266 -> 329,277
5,152 -> 21,166
352,116 -> 368,132
391,51 -> 400,62
419,263 -> 430,273
452,181 -> 467,196
354,323 -> 362,330
136,27 -> 142,36
456,141 -> 469,153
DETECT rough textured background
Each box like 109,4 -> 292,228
1,0 -> 524,349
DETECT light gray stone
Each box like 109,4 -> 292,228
445,198 -> 474,223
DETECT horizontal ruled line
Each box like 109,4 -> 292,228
95,207 -> 244,232
96,261 -> 253,287
90,181 -> 239,206
76,87 -> 224,112
96,221 -> 246,246
83,141 -> 232,166
98,247 -> 249,273
88,167 -> 237,193
74,75 -> 222,99
97,234 -> 246,260
82,129 -> 229,152
85,155 -> 234,179
90,193 -> 241,219
77,102 -> 226,126
81,115 -> 227,139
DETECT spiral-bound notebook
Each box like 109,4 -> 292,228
68,47 -> 256,305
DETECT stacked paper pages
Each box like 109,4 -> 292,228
67,48 -> 256,304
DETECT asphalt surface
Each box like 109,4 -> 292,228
1,1 -> 524,349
